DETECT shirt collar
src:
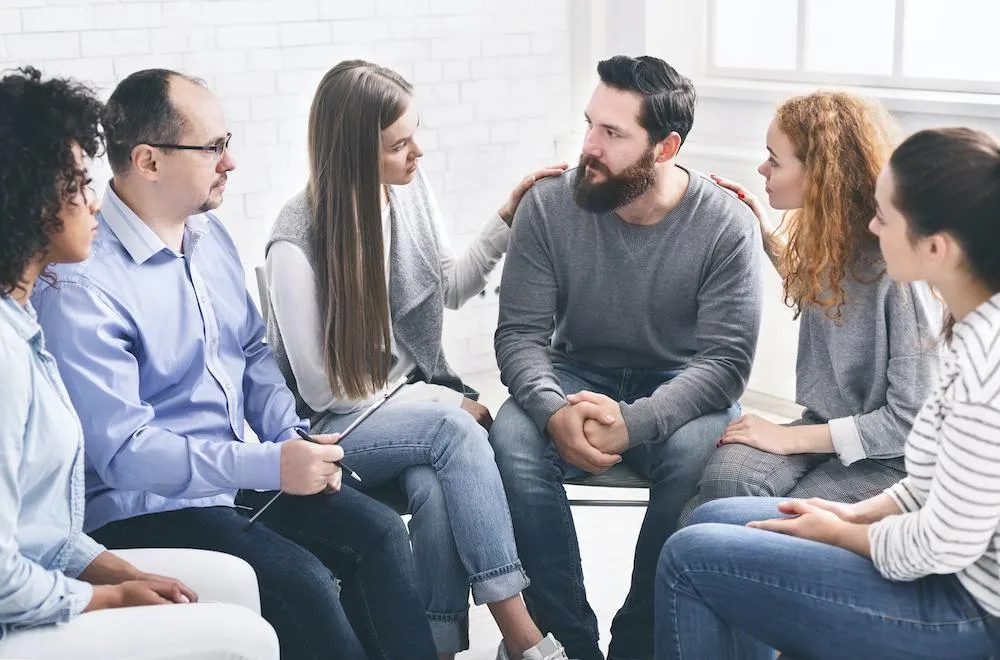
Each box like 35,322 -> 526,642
0,294 -> 42,346
952,291 -> 1000,347
100,182 -> 212,264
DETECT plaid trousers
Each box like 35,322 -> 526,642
679,427 -> 906,526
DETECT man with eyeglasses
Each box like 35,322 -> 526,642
31,69 -> 438,660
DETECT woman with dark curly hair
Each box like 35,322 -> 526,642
681,92 -> 941,518
0,67 -> 277,660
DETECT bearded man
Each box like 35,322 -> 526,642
488,55 -> 764,660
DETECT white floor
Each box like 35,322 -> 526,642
456,372 -> 796,659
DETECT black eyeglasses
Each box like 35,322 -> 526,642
147,132 -> 232,159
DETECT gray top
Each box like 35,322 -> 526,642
495,167 -> 764,446
795,250 -> 942,464
265,169 -> 469,419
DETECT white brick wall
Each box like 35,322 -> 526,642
0,0 -> 575,379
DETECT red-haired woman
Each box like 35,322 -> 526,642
683,92 -> 941,516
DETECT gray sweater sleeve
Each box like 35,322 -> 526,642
619,223 -> 763,445
848,282 -> 941,460
495,190 -> 568,431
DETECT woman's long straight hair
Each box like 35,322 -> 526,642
307,60 -> 412,399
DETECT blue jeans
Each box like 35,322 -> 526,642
489,359 -> 739,660
656,498 -> 994,659
91,487 -> 437,660
314,402 -> 529,653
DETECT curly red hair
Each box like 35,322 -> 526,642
775,92 -> 898,321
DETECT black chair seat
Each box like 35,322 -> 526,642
564,461 -> 651,489
564,462 -> 651,506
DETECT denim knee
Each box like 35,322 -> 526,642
431,407 -> 490,457
684,499 -> 735,527
489,398 -> 549,468
656,525 -> 710,595
665,406 -> 739,445
442,410 -> 497,463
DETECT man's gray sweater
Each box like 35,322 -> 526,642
495,167 -> 763,446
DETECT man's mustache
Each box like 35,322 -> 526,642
579,154 -> 610,176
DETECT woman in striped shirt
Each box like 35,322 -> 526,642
654,127 -> 1000,660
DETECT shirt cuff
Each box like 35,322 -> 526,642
268,422 -> 308,445
4,576 -> 96,636
866,513 -> 915,581
64,534 -> 107,578
66,578 -> 95,621
482,214 -> 512,256
828,416 -> 867,466
525,391 -> 570,434
236,441 -> 284,491
866,521 -> 889,578
619,398 -> 659,447
884,479 -> 920,513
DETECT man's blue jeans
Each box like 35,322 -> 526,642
489,359 -> 739,660
656,497 -> 994,659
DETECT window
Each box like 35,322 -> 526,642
708,0 -> 1000,94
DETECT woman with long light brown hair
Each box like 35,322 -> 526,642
682,91 -> 941,515
264,60 -> 570,660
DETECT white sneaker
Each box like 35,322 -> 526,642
496,633 -> 571,660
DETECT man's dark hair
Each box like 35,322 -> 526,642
102,68 -> 203,175
596,55 -> 696,145
0,66 -> 104,295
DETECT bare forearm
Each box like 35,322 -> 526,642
78,551 -> 141,585
788,423 -> 835,454
851,493 -> 903,524
83,585 -> 124,612
834,522 -> 872,558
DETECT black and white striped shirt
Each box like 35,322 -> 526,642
870,292 -> 1000,615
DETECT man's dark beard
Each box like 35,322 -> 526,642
199,179 -> 226,213
198,198 -> 221,213
573,147 -> 656,213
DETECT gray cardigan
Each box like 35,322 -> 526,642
794,248 -> 942,465
265,169 -> 468,419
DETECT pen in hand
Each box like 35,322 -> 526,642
244,429 -> 360,528
294,427 -> 362,483
245,370 -> 419,529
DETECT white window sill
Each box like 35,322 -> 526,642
697,78 -> 1000,119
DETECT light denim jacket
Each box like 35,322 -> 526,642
0,295 -> 104,639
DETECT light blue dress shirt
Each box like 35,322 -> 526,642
0,295 -> 104,638
32,185 -> 306,532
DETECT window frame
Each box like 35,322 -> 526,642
706,0 -> 1000,96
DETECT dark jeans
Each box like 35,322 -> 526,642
488,359 -> 739,660
91,487 -> 437,660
